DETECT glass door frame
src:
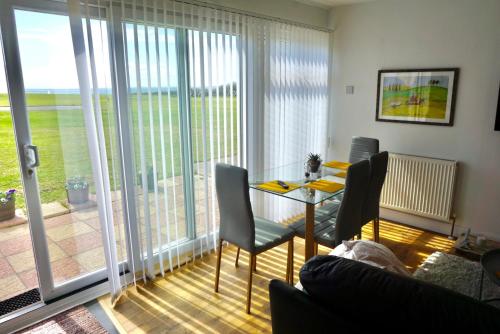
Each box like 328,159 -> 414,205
0,0 -> 199,302
1,0 -> 243,303
0,0 -> 111,302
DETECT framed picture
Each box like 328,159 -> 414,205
376,68 -> 459,126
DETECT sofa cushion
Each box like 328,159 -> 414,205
413,251 -> 500,307
300,255 -> 500,333
330,240 -> 410,276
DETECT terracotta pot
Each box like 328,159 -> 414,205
0,199 -> 15,222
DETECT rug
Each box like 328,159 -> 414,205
413,251 -> 500,308
16,306 -> 108,334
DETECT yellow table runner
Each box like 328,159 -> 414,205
304,179 -> 344,193
323,160 -> 351,170
257,180 -> 301,194
334,171 -> 347,178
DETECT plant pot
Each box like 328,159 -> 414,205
0,199 -> 15,222
308,161 -> 321,173
138,169 -> 157,192
67,188 -> 89,205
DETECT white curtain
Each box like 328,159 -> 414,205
69,0 -> 330,302
244,17 -> 330,222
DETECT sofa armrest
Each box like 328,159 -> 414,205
269,279 -> 358,334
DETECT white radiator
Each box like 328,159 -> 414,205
380,153 -> 458,222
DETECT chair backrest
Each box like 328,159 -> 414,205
348,137 -> 379,163
334,160 -> 370,246
362,151 -> 389,223
215,163 -> 255,251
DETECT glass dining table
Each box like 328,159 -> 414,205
248,161 -> 346,261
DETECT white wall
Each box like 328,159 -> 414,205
328,0 -> 500,240
206,0 -> 330,29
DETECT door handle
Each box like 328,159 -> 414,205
24,144 -> 39,177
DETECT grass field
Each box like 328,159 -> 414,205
380,86 -> 448,119
0,93 -> 238,208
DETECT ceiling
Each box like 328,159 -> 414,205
295,0 -> 375,8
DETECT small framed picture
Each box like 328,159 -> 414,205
376,68 -> 459,126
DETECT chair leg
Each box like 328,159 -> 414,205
253,256 -> 257,272
357,230 -> 362,240
235,247 -> 240,267
214,239 -> 223,293
314,242 -> 318,256
285,239 -> 294,285
374,218 -> 380,243
246,254 -> 255,314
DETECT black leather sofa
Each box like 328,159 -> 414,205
269,255 -> 500,334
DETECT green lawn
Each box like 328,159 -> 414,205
0,93 -> 238,208
0,93 -> 91,107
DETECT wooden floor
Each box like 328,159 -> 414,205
97,220 -> 455,333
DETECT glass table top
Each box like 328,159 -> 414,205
249,161 -> 346,205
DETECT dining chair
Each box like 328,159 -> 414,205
361,151 -> 389,243
325,136 -> 379,225
313,159 -> 370,249
349,136 -> 379,163
214,163 -> 295,314
290,160 -> 370,251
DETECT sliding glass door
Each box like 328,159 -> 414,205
0,0 -> 121,301
0,21 -> 40,305
187,28 -> 241,253
121,21 -> 192,272
0,0 -> 243,305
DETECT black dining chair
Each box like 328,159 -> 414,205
314,136 -> 379,220
290,160 -> 370,251
361,151 -> 389,243
349,136 -> 379,163
325,136 -> 379,222
214,163 -> 295,314
312,160 -> 370,249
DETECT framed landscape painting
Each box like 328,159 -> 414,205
376,68 -> 459,126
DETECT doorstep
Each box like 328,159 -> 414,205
40,202 -> 70,219
0,201 -> 70,229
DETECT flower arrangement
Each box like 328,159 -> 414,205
65,177 -> 89,191
0,189 -> 16,205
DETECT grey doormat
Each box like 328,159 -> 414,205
413,252 -> 500,308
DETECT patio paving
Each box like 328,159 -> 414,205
0,210 -> 106,301
0,174 -> 217,302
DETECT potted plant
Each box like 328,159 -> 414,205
65,177 -> 89,205
307,153 -> 322,173
0,189 -> 16,221
138,166 -> 157,192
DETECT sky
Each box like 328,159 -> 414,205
383,74 -> 450,88
0,9 -> 239,94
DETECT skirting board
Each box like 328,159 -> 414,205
380,208 -> 500,242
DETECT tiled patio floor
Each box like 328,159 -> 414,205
0,174 -> 217,302
0,208 -> 107,301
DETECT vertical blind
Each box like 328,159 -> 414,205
69,0 -> 330,301
245,16 -> 330,222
